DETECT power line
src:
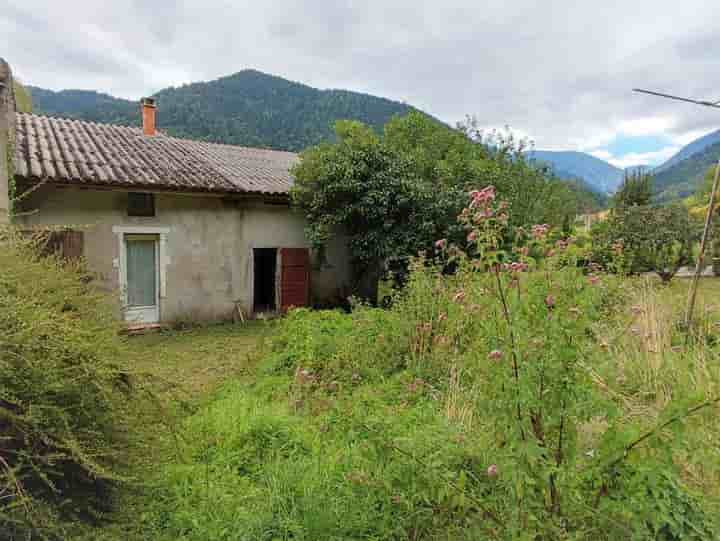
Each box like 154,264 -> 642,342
632,88 -> 720,109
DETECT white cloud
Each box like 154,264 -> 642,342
604,146 -> 681,169
617,116 -> 675,136
3,0 -> 720,153
589,150 -> 613,161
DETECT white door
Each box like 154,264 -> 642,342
123,235 -> 160,324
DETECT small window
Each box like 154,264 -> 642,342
128,193 -> 155,217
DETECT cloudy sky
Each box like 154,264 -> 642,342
3,0 -> 720,168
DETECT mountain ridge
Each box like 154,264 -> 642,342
28,69 -> 419,152
527,150 -> 625,193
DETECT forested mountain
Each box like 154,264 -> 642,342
527,150 -> 624,193
653,128 -> 720,174
28,70 -> 418,151
653,139 -> 720,201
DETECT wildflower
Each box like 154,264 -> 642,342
545,295 -> 555,309
467,230 -> 478,242
488,350 -> 503,361
487,464 -> 498,478
435,238 -> 447,250
546,249 -> 556,257
453,290 -> 466,303
588,275 -> 600,285
531,224 -> 550,239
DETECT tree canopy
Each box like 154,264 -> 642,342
612,170 -> 653,208
291,112 -> 588,298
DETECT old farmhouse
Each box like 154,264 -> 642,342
0,60 -> 351,325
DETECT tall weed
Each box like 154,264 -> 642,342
0,232 -> 131,539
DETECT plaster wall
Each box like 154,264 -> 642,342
17,186 -> 351,321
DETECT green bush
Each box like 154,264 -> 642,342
143,188 -> 718,540
0,233 -> 131,538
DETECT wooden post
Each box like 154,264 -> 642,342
685,158 -> 720,329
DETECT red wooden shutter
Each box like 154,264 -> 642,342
279,248 -> 310,311
41,230 -> 84,260
61,230 -> 84,260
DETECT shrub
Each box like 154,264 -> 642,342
144,187 -> 719,540
591,204 -> 699,281
0,232 -> 131,538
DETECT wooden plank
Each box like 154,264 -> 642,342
279,248 -> 310,310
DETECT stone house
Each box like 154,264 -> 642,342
0,60 -> 351,325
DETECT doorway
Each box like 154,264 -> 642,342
253,248 -> 277,312
123,234 -> 160,324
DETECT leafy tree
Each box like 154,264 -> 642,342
292,113 -> 588,300
13,80 -> 32,113
592,204 -> 698,282
291,120 -> 436,300
613,170 -> 653,208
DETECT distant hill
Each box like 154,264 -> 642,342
527,150 -> 624,193
653,128 -> 720,174
653,139 -> 720,201
28,70 -> 419,152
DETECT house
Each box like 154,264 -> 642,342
0,60 -> 351,324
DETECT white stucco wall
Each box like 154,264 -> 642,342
16,186 -> 351,322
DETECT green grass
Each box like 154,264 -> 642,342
69,278 -> 720,540
69,321 -> 272,540
128,322 -> 271,397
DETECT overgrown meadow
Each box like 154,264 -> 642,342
139,189 -> 720,540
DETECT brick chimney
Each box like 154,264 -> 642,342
140,97 -> 157,136
0,58 -> 16,224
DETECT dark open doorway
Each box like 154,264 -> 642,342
253,248 -> 277,312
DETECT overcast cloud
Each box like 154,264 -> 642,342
3,0 -> 720,166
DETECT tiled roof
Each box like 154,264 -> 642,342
13,112 -> 298,195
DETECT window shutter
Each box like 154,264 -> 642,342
42,230 -> 84,260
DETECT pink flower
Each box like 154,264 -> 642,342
488,350 -> 503,361
487,464 -> 498,478
531,224 -> 550,239
588,275 -> 600,285
435,239 -> 447,250
467,230 -> 478,242
545,295 -> 555,309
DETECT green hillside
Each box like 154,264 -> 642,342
28,70 -> 418,151
654,139 -> 720,201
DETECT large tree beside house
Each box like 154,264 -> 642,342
291,112 -> 584,300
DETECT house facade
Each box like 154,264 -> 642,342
0,60 -> 351,324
